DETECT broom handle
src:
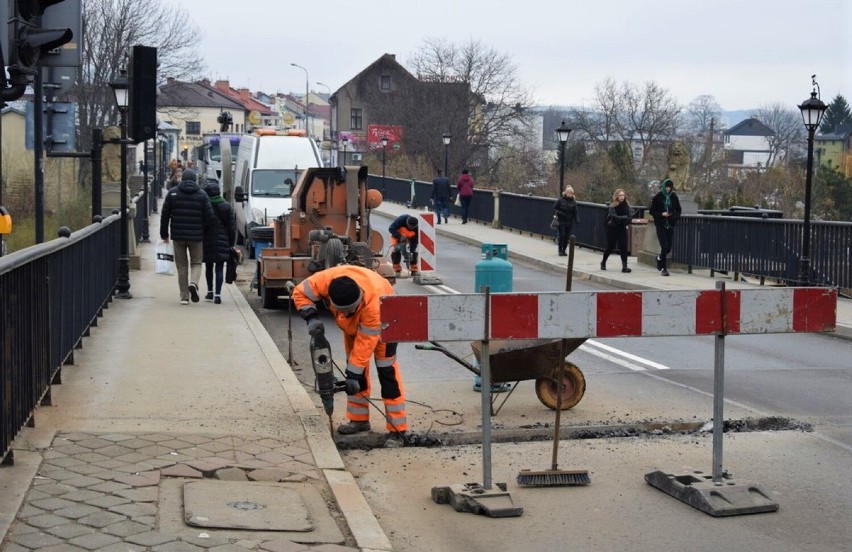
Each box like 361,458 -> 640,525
551,235 -> 575,470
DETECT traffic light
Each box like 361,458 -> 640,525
128,45 -> 157,143
6,0 -> 74,86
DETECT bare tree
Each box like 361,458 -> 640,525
569,79 -> 680,179
622,81 -> 681,176
73,0 -> 205,157
406,38 -> 535,179
753,103 -> 804,167
570,78 -> 624,153
683,95 -> 721,135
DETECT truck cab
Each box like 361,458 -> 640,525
232,128 -> 323,256
198,132 -> 241,189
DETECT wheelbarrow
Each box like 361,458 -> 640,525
417,236 -> 587,416
415,337 -> 586,415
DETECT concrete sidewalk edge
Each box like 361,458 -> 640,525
212,244 -> 394,551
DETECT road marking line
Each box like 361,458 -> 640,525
583,339 -> 671,370
577,345 -> 648,371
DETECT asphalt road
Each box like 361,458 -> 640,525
236,227 -> 852,552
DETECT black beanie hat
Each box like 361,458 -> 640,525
182,168 -> 198,182
204,183 -> 220,197
406,216 -> 418,229
328,276 -> 363,311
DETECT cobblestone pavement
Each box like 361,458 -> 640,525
2,431 -> 358,552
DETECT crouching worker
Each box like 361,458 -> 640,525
388,214 -> 419,277
292,265 -> 409,448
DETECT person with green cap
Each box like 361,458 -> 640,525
649,178 -> 682,277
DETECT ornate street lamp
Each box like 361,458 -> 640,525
797,77 -> 828,285
442,132 -> 451,178
381,135 -> 389,197
555,120 -> 572,197
341,136 -> 348,166
109,66 -> 132,299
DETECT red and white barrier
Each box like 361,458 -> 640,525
380,287 -> 837,342
418,212 -> 436,271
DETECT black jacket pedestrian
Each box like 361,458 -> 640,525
160,179 -> 215,242
203,200 -> 236,263
553,196 -> 580,225
431,175 -> 452,201
650,181 -> 682,229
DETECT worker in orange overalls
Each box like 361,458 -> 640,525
292,265 -> 408,447
388,214 -> 419,277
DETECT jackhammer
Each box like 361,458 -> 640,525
309,329 -> 358,433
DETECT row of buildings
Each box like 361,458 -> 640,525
155,53 -> 851,180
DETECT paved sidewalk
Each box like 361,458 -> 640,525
1,198 -> 848,552
0,207 -> 391,552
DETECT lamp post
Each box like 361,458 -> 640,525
316,81 -> 331,153
555,120 -> 572,197
442,132 -> 451,178
291,63 -> 309,136
342,136 -> 348,166
110,66 -> 132,299
381,135 -> 389,197
797,79 -> 828,285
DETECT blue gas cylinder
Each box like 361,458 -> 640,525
474,243 -> 512,293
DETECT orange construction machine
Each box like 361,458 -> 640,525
254,165 -> 394,307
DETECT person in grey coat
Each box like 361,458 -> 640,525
160,169 -> 215,304
202,183 -> 236,304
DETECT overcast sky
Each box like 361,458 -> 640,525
178,0 -> 851,113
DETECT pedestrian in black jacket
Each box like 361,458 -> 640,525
649,178 -> 681,277
552,185 -> 580,256
601,188 -> 633,273
160,169 -> 215,304
202,183 -> 236,303
431,170 -> 452,224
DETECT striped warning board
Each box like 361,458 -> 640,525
380,287 -> 837,342
418,212 -> 436,271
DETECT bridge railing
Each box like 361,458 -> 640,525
0,215 -> 120,464
368,175 -> 851,290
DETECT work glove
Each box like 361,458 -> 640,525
307,318 -> 325,337
345,370 -> 366,395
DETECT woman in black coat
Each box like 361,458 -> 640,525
601,188 -> 633,273
552,185 -> 580,256
202,183 -> 236,303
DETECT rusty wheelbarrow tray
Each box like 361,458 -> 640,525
416,337 -> 586,414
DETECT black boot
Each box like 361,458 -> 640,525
600,254 -> 608,270
622,262 -> 632,273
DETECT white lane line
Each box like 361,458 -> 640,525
582,339 -> 671,370
577,345 -> 648,371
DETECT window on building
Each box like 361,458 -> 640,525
186,121 -> 201,135
381,75 -> 391,92
350,108 -> 363,130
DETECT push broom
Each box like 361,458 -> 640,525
517,235 -> 590,487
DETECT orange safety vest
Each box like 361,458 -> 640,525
292,265 -> 393,371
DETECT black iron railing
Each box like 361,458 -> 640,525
1,215 -> 120,464
368,175 -> 851,289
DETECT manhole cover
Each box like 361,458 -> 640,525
184,480 -> 313,531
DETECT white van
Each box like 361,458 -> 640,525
232,129 -> 323,256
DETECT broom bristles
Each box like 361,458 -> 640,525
516,468 -> 591,487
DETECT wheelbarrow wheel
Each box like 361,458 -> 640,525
535,361 -> 585,410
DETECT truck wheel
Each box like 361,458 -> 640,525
535,361 -> 585,410
261,283 -> 278,308
323,238 -> 345,268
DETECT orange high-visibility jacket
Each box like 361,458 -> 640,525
292,265 -> 394,371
